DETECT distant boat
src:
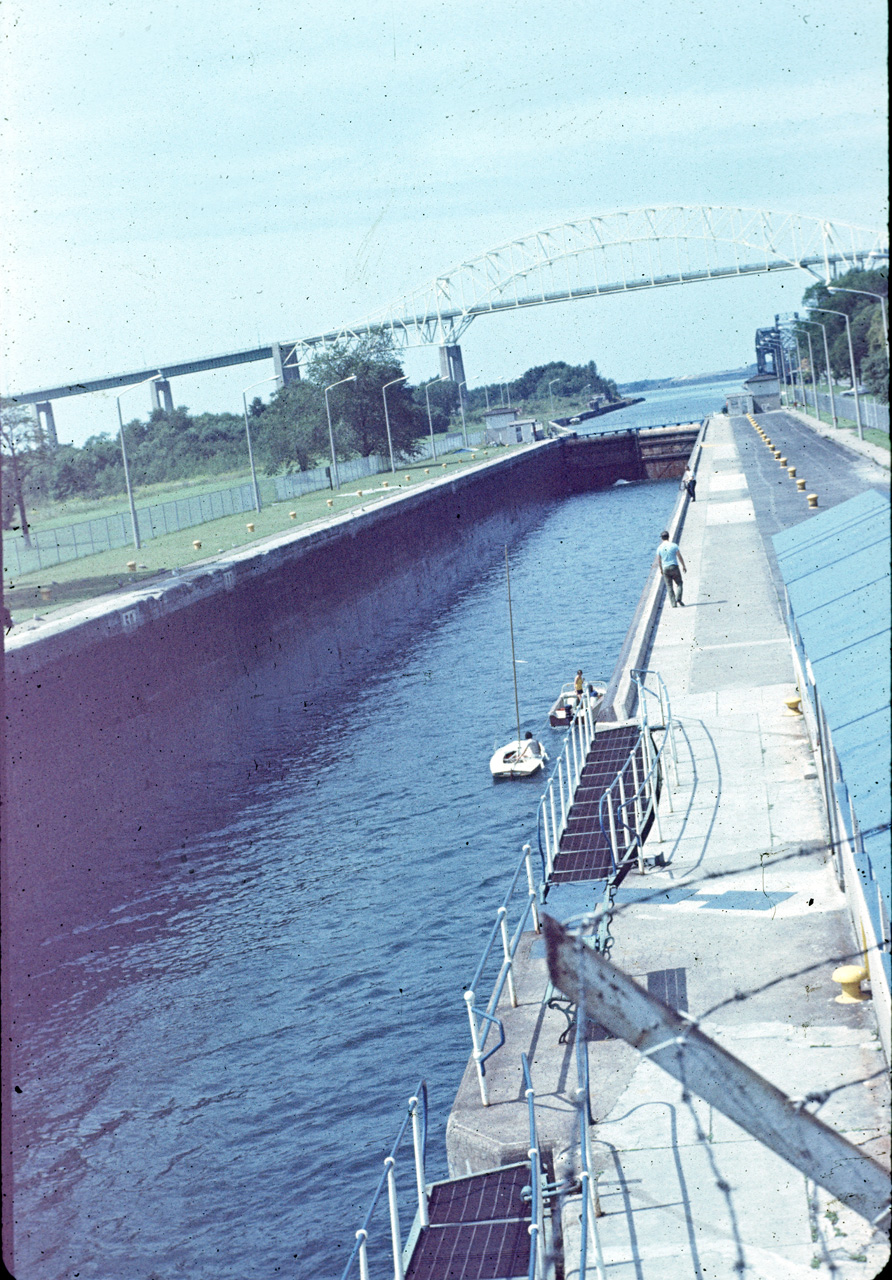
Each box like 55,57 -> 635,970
490,547 -> 547,780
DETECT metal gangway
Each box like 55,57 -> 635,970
340,1057 -> 551,1279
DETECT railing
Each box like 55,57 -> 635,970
536,690 -> 603,879
521,1053 -> 548,1280
464,845 -> 541,1106
595,673 -> 677,877
575,1004 -> 608,1280
340,1082 -> 428,1280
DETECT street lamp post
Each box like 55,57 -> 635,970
382,374 -> 409,474
424,375 -> 449,461
809,307 -> 863,438
791,332 -> 805,408
242,375 -> 278,511
801,315 -> 837,426
548,378 -> 559,420
803,327 -> 819,419
828,286 -> 888,352
116,372 -> 163,551
457,380 -> 469,448
325,375 -> 357,490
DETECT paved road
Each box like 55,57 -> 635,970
729,409 -> 889,602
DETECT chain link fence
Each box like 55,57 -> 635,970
801,391 -> 890,432
3,480 -> 257,577
4,429 -> 492,578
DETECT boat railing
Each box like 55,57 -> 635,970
522,1053 -> 549,1280
536,691 -> 600,879
340,1081 -> 428,1280
464,844 -> 542,1106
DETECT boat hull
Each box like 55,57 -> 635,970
489,740 -> 547,780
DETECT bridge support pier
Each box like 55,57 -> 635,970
35,402 -> 58,449
272,341 -> 301,389
439,344 -> 466,390
150,380 -> 174,413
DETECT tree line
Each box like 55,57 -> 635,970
2,340 -> 617,541
795,267 -> 888,401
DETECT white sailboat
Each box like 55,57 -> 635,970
489,547 -> 547,780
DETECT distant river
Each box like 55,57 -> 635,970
10,383 -> 727,1279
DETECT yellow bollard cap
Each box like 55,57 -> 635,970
832,964 -> 869,1003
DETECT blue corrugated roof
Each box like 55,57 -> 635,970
773,489 -> 890,913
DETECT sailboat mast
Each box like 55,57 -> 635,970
505,545 -> 522,750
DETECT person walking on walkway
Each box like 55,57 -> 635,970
682,467 -> 697,501
656,530 -> 687,607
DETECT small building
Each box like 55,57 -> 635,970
743,373 -> 781,411
482,405 -> 519,432
485,417 -> 543,446
726,393 -> 755,415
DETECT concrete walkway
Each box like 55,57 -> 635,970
561,414 -> 890,1278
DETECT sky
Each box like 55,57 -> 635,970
1,0 -> 887,446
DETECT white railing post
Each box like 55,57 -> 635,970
523,845 -> 541,932
630,747 -> 643,836
385,1157 -> 404,1280
558,758 -> 567,826
549,788 -> 559,873
464,990 -> 489,1106
570,719 -> 579,787
542,807 -> 553,879
410,1097 -> 429,1229
606,793 -> 619,869
499,907 -> 518,1008
617,770 -> 630,857
356,1229 -> 370,1280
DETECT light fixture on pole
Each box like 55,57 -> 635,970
548,378 -> 559,420
242,375 -> 279,511
382,374 -> 408,474
325,375 -> 357,490
800,316 -> 836,426
424,375 -> 449,461
792,331 -> 805,408
828,286 -> 888,351
457,380 -> 469,448
115,372 -> 163,551
808,307 -> 863,438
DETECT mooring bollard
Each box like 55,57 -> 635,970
193,540 -> 202,550
246,523 -> 255,533
779,456 -> 787,466
326,499 -> 333,508
807,493 -> 819,508
289,511 -> 297,519
796,478 -> 806,491
787,466 -> 796,478
126,561 -> 137,572
831,964 -> 869,1003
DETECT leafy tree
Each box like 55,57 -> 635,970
1,402 -> 50,545
413,378 -> 456,435
305,336 -> 425,460
800,268 -> 887,393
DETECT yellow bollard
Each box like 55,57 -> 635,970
326,499 -> 333,508
779,456 -> 787,466
784,695 -> 802,715
246,522 -> 255,533
193,540 -> 202,550
442,462 -> 448,469
126,561 -> 137,572
405,474 -> 412,482
382,481 -> 389,488
831,964 -> 869,1003
424,468 -> 430,475
787,467 -> 796,478
773,449 -> 781,459
796,478 -> 806,491
289,511 -> 297,519
356,490 -> 362,496
807,493 -> 819,508
39,587 -> 52,601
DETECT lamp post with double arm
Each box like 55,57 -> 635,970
808,307 -> 863,438
381,374 -> 408,474
800,315 -> 837,426
242,375 -> 278,511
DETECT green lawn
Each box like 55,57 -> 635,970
3,446 -> 518,622
788,403 -> 890,451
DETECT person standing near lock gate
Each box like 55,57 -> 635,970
655,530 -> 687,607
681,467 -> 697,501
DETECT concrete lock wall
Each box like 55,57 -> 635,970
3,429 -> 697,892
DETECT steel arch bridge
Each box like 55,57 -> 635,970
10,205 -> 888,407
281,205 -> 888,365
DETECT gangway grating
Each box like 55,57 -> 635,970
551,723 -> 647,881
406,1163 -> 533,1280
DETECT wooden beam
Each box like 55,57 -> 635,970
542,914 -> 891,1228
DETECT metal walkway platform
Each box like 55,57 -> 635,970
550,723 -> 646,881
405,1164 -> 532,1280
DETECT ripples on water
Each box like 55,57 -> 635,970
13,476 -> 683,1279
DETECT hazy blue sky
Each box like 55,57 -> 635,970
1,0 -> 887,444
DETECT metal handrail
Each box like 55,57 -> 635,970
464,845 -> 541,1105
341,1082 -> 428,1280
535,692 -> 600,878
575,1008 -> 608,1280
521,1054 -> 548,1280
